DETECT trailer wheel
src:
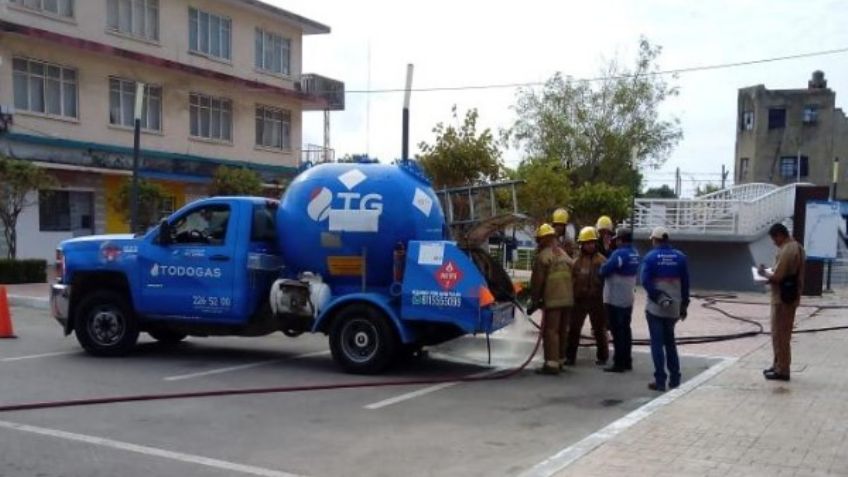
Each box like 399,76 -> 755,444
148,328 -> 187,345
74,290 -> 139,356
329,304 -> 398,374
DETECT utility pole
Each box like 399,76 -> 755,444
129,81 -> 145,235
796,149 -> 802,183
826,156 -> 840,292
401,64 -> 414,161
721,164 -> 729,189
674,167 -> 681,197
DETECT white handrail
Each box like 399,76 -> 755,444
630,183 -> 805,237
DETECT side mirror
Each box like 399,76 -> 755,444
158,219 -> 173,245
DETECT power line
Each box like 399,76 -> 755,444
339,46 -> 848,94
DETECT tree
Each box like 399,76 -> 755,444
507,38 -> 682,190
0,156 -> 57,259
641,185 -> 677,199
569,182 -> 632,229
513,157 -> 572,223
210,166 -> 263,196
110,179 -> 167,233
695,183 -> 721,197
417,106 -> 503,189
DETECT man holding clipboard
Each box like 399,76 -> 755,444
757,223 -> 806,382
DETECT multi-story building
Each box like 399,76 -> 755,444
734,70 -> 848,199
0,0 -> 341,261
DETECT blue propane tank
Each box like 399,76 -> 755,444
277,162 -> 446,292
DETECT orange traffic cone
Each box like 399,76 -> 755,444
0,286 -> 17,339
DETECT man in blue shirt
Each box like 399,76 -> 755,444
640,226 -> 690,391
599,228 -> 641,373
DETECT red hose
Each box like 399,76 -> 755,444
0,321 -> 543,414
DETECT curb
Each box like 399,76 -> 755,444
9,295 -> 49,311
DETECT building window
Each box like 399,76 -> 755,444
739,157 -> 749,181
255,28 -> 291,76
779,156 -> 809,180
159,196 -> 176,219
12,57 -> 78,119
10,0 -> 74,17
106,0 -> 159,41
741,111 -> 754,131
768,108 -> 786,130
255,105 -> 291,150
109,78 -> 162,131
803,105 -> 819,124
190,93 -> 232,142
39,190 -> 71,232
189,7 -> 232,61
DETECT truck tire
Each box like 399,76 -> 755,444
74,290 -> 139,356
329,304 -> 398,374
148,329 -> 187,345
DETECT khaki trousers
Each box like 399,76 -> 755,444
542,307 -> 570,367
565,299 -> 609,363
771,302 -> 797,375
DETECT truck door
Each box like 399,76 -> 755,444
137,203 -> 237,321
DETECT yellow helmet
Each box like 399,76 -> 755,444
551,208 -> 569,225
596,215 -> 614,231
577,226 -> 599,243
536,223 -> 556,238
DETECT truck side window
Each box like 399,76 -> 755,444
251,203 -> 277,243
170,204 -> 231,246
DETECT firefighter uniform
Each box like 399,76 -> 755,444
564,227 -> 609,365
530,224 -> 575,374
596,215 -> 614,258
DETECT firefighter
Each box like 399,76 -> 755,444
596,215 -> 614,258
529,223 -> 575,375
552,208 -> 576,257
564,226 -> 609,366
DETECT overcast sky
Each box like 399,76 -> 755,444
273,0 -> 848,193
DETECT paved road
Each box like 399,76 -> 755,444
0,306 -> 716,477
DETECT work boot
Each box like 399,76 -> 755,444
764,370 -> 790,381
648,382 -> 666,392
762,367 -> 775,375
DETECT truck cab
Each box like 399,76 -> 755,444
52,197 -> 283,354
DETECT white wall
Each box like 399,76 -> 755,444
15,192 -> 71,263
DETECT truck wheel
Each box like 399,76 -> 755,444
74,290 -> 139,356
148,329 -> 187,345
329,304 -> 398,374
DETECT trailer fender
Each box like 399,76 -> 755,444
312,293 -> 415,344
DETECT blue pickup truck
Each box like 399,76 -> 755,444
51,163 -> 516,373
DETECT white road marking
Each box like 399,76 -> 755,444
1,351 -> 77,362
163,350 -> 329,381
0,419 -> 304,477
364,368 -> 505,410
518,357 -> 737,477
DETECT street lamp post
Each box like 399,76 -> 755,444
129,82 -> 145,234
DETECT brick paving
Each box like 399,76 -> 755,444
555,292 -> 848,477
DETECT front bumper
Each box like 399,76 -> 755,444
50,283 -> 71,328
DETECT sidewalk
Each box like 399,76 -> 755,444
3,282 -> 49,309
553,296 -> 848,477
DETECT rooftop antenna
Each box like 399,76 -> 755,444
366,39 -> 371,157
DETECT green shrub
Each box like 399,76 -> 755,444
0,259 -> 47,284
